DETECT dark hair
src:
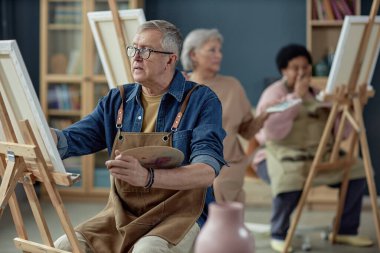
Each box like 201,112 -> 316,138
276,44 -> 312,73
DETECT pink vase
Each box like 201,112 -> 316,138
194,202 -> 255,253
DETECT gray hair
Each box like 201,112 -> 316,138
181,28 -> 223,71
138,20 -> 182,59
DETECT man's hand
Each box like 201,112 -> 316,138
50,128 -> 58,145
105,150 -> 149,187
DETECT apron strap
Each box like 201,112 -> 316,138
116,86 -> 125,129
171,84 -> 199,131
115,84 -> 200,131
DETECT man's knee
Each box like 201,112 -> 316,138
132,236 -> 169,253
54,232 -> 91,252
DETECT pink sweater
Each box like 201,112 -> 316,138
253,79 -> 329,168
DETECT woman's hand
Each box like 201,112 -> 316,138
294,65 -> 312,98
253,112 -> 269,134
105,150 -> 149,187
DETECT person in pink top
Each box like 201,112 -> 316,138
251,44 -> 372,252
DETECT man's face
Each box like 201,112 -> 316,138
131,30 -> 170,85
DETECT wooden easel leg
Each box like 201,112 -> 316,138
353,97 -> 380,247
0,156 -> 25,217
22,173 -> 54,246
330,109 -> 359,243
330,105 -> 348,162
19,120 -> 83,253
282,103 -> 340,253
0,155 -> 28,239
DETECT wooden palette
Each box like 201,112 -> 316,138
121,146 -> 184,169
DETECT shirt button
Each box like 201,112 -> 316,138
137,116 -> 142,120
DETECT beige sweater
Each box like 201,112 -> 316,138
196,74 -> 257,165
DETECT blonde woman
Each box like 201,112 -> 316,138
181,28 -> 267,203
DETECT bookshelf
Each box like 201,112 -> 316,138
40,0 -> 144,199
306,0 -> 360,91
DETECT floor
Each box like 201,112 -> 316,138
0,188 -> 379,253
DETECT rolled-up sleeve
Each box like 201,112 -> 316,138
192,154 -> 221,176
54,129 -> 68,158
189,89 -> 226,169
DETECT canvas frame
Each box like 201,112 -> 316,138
325,16 -> 380,95
87,9 -> 146,89
0,40 -> 66,173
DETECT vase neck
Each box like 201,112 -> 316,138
209,202 -> 244,224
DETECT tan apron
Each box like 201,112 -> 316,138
266,99 -> 365,196
76,85 -> 206,253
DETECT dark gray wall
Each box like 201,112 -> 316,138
361,1 -> 380,192
0,0 -> 40,95
146,0 -> 306,105
147,0 -> 380,192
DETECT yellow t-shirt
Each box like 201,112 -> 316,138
140,91 -> 163,133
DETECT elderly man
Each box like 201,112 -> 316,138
53,20 -> 225,253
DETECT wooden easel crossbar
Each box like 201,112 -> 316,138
0,92 -> 82,252
282,1 -> 380,252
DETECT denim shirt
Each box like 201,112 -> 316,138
56,69 -> 226,227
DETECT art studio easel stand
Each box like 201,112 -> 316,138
282,1 -> 380,252
0,94 -> 82,252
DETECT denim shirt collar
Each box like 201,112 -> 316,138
125,69 -> 186,103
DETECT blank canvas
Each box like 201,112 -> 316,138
325,16 -> 380,95
0,40 -> 66,173
88,9 -> 146,89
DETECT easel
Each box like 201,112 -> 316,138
282,1 -> 380,252
0,92 -> 82,252
108,0 -> 133,83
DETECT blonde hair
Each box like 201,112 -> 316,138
181,28 -> 223,71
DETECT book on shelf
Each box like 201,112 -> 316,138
69,85 -> 81,110
48,85 -> 59,109
60,84 -> 71,110
322,0 -> 335,20
49,118 -> 74,129
49,2 -> 82,24
312,0 -> 319,19
314,0 -> 326,20
48,84 -> 81,110
95,0 -> 129,11
330,0 -> 343,20
312,0 -> 355,21
335,0 -> 353,16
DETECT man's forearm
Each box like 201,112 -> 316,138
153,163 -> 215,190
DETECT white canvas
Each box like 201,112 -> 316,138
87,9 -> 146,89
0,40 -> 66,173
324,16 -> 380,96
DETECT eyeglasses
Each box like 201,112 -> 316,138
126,46 -> 173,60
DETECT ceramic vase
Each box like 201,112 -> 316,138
194,202 -> 255,253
